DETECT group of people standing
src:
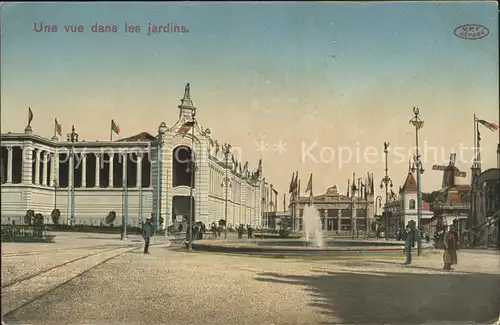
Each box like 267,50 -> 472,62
403,222 -> 459,270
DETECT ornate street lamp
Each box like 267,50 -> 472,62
380,142 -> 393,240
156,122 -> 167,235
221,143 -> 232,239
185,114 -> 197,251
66,125 -> 78,227
410,107 -> 425,256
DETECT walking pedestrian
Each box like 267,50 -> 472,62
403,223 -> 415,265
443,225 -> 459,270
142,215 -> 153,254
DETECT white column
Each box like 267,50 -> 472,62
34,150 -> 41,185
108,154 -> 114,188
22,146 -> 33,184
337,209 -> 342,233
81,153 -> 87,188
6,146 -> 12,183
95,153 -> 100,187
136,155 -> 142,187
42,152 -> 48,186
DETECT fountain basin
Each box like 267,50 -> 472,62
189,239 -> 417,256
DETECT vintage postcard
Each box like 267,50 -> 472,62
1,2 -> 499,325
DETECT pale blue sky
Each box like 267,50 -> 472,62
1,2 -> 498,196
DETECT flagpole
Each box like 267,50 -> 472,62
283,193 -> 286,213
296,178 -> 301,231
124,159 -> 129,238
471,114 -> 478,245
473,114 -> 477,167
110,120 -> 113,142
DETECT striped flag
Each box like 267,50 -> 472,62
178,120 -> 195,137
111,119 -> 120,135
305,173 -> 313,196
477,119 -> 499,132
55,118 -> 62,136
288,171 -> 298,194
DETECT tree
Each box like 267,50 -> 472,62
24,210 -> 35,226
34,213 -> 44,237
51,209 -> 61,225
105,211 -> 116,225
422,191 -> 440,204
277,217 -> 292,238
218,219 -> 226,227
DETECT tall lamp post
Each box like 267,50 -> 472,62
410,107 -> 425,256
221,143 -> 232,239
156,122 -> 167,235
375,195 -> 383,238
122,152 -> 129,239
66,125 -> 78,227
53,181 -> 59,212
138,152 -> 144,228
185,114 -> 198,251
380,142 -> 393,240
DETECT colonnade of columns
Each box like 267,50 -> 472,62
1,146 -> 151,188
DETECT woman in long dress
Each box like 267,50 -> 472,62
443,225 -> 459,270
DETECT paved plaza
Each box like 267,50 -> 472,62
1,233 -> 499,324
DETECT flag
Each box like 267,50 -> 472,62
477,119 -> 499,132
410,120 -> 424,129
178,120 -> 195,137
28,107 -> 33,125
305,173 -> 313,195
288,172 -> 298,194
292,172 -> 299,194
477,129 -> 481,142
55,118 -> 62,136
111,119 -> 120,135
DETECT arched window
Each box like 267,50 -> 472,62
409,199 -> 416,210
172,146 -> 194,188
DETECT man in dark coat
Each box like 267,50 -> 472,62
142,216 -> 153,254
443,225 -> 459,270
403,223 -> 415,265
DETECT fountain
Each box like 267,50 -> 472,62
302,204 -> 324,247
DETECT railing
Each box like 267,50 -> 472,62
1,224 -> 52,242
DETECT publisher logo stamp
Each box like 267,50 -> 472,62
454,24 -> 489,40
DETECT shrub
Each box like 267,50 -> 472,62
105,211 -> 116,225
34,213 -> 44,225
24,210 -> 35,226
51,209 -> 61,225
279,228 -> 291,238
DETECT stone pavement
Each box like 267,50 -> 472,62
1,233 -> 499,324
